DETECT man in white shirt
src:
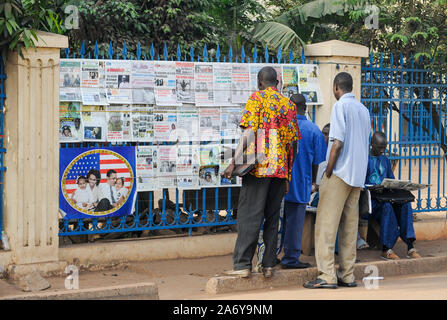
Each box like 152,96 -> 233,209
304,72 -> 371,289
95,169 -> 119,212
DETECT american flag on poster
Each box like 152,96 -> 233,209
64,152 -> 132,195
60,146 -> 136,220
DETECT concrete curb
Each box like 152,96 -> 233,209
1,282 -> 159,300
205,256 -> 447,294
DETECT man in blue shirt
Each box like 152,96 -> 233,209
280,94 -> 327,269
304,72 -> 371,289
365,131 -> 421,260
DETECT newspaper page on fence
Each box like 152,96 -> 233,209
282,64 -> 300,98
177,105 -> 199,142
231,63 -> 250,104
136,145 -> 158,191
81,105 -> 107,141
175,62 -> 195,104
199,107 -> 221,141
298,64 -> 323,105
81,59 -> 102,88
154,61 -> 180,106
60,59 -> 81,102
220,106 -> 243,141
220,143 -> 242,186
81,88 -> 108,105
131,105 -> 154,141
131,60 -> 155,104
154,106 -> 178,142
158,145 -> 177,188
213,63 -> 233,106
249,63 -> 283,95
60,102 -> 82,142
199,144 -> 220,187
106,105 -> 132,141
194,63 -> 214,106
176,145 -> 200,189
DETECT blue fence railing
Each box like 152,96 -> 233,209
361,52 -> 447,213
59,42 -> 309,237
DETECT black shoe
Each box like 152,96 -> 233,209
303,278 -> 337,289
262,267 -> 273,278
280,261 -> 311,269
275,258 -> 281,266
337,279 -> 358,287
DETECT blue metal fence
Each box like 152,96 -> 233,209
361,53 -> 447,213
59,42 -> 309,237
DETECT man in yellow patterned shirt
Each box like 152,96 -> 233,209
223,66 -> 301,278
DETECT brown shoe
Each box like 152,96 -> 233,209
224,269 -> 251,278
262,267 -> 273,278
381,249 -> 400,260
407,248 -> 421,259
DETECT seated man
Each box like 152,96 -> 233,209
365,131 -> 421,260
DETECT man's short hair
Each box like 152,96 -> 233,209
322,123 -> 330,132
372,131 -> 387,142
107,169 -> 117,177
290,94 -> 306,109
334,72 -> 353,92
258,66 -> 277,84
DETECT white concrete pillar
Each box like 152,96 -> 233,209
3,31 -> 68,277
305,40 -> 369,129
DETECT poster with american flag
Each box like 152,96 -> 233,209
60,146 -> 136,219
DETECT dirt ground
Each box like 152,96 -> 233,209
2,236 -> 447,299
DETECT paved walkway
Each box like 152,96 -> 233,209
1,237 -> 447,299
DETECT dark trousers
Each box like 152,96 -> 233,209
281,201 -> 307,266
233,174 -> 286,270
95,198 -> 113,212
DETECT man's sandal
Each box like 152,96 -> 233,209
303,278 -> 337,289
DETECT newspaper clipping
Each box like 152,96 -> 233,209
81,105 -> 107,141
220,106 -> 243,141
220,143 -> 241,186
282,65 -> 300,98
176,62 -> 195,104
60,102 -> 82,142
176,145 -> 200,189
60,59 -> 81,102
106,105 -> 132,141
298,65 -> 323,105
131,61 -> 155,104
213,63 -> 233,106
199,144 -> 220,187
154,61 -> 179,106
154,106 -> 178,142
177,106 -> 199,142
131,105 -> 154,141
199,107 -> 221,141
231,63 -> 250,104
194,63 -> 214,106
136,145 -> 158,191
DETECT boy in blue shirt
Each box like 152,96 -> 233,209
280,94 -> 327,269
365,131 -> 421,260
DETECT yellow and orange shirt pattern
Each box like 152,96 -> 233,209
240,87 -> 301,181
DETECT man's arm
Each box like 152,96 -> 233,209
325,139 -> 343,178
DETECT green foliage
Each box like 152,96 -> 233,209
0,0 -> 63,61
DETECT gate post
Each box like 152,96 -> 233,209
3,31 -> 68,278
305,40 -> 369,129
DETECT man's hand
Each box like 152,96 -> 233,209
221,163 -> 235,179
325,168 -> 333,178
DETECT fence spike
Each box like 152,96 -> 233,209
189,47 -> 194,62
253,46 -> 257,63
369,51 -> 374,65
73,52 -> 76,58
122,42 -> 127,60
216,44 -> 221,62
150,43 -> 155,60
80,40 -> 85,58
203,44 -> 208,62
223,56 -> 226,62
177,44 -> 181,61
410,53 -> 414,68
241,45 -> 245,63
136,42 -> 141,60
248,57 -> 250,63
379,52 -> 383,67
163,43 -> 168,61
88,52 -> 91,59
265,45 -> 269,63
399,53 -> 404,67
130,53 -> 133,60
157,54 -> 160,61
229,45 -> 233,62
65,48 -> 69,58
108,41 -> 113,59
277,46 -> 282,63
289,48 -> 293,63
94,41 -> 99,59
301,48 -> 305,63
236,57 -> 238,63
